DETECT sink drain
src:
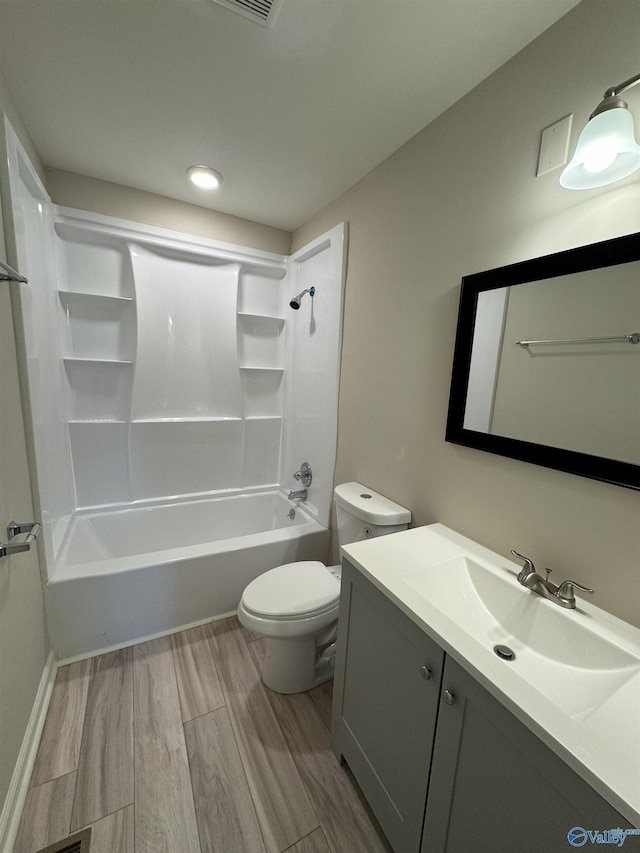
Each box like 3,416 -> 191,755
493,644 -> 515,661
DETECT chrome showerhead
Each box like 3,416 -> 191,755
289,286 -> 315,309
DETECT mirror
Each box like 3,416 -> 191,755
446,232 -> 640,491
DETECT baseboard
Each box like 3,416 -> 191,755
56,609 -> 237,667
0,650 -> 57,853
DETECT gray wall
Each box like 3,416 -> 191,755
0,71 -> 50,820
292,0 -> 640,628
46,168 -> 292,255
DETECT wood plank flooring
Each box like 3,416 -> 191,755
14,617 -> 391,853
70,647 -> 134,831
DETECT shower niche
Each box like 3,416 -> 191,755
58,233 -> 136,423
237,270 -> 286,419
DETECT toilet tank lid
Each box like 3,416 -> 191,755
333,482 -> 411,525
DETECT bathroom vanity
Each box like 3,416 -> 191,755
332,525 -> 639,853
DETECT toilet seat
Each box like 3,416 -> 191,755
241,561 -> 340,619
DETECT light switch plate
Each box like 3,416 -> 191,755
537,114 -> 573,176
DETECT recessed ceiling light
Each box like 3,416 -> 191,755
187,165 -> 223,190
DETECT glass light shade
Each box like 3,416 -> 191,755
187,165 -> 222,190
560,107 -> 640,189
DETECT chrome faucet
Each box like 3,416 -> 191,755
511,550 -> 594,609
288,488 -> 308,501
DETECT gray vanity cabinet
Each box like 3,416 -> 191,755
332,559 -> 445,853
333,559 -> 633,853
422,655 -> 632,853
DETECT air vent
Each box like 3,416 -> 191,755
208,0 -> 284,27
37,827 -> 91,853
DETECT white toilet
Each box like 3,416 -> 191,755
238,482 -> 411,694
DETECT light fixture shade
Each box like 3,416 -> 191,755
187,165 -> 222,190
560,107 -> 640,189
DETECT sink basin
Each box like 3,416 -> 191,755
402,556 -> 640,719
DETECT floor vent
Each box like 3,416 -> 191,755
208,0 -> 284,27
36,828 -> 91,853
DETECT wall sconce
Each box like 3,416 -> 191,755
560,71 -> 640,190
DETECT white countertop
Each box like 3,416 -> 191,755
342,523 -> 640,827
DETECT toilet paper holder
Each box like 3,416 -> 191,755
0,520 -> 41,559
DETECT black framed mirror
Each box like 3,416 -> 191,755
446,232 -> 640,491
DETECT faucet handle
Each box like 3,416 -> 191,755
293,462 -> 312,487
556,579 -> 594,607
511,550 -> 536,581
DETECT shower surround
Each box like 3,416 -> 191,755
4,119 -> 346,657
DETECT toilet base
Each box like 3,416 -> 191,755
262,635 -> 336,694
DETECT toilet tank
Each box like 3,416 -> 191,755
333,482 -> 411,547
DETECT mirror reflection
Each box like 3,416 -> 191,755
464,261 -> 640,465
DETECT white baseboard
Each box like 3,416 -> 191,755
0,650 -> 57,853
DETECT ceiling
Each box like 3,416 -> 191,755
0,0 -> 580,232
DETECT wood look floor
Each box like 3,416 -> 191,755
14,617 -> 390,853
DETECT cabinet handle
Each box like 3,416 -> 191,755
442,689 -> 455,706
419,665 -> 431,680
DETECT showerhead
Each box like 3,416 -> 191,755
289,286 -> 315,310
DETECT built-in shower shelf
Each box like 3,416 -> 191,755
64,357 -> 133,366
238,312 -> 285,324
59,290 -> 134,306
131,416 -> 243,423
69,419 -> 128,424
245,415 -> 283,421
239,365 -> 284,372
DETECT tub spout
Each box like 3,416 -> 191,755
288,488 -> 308,501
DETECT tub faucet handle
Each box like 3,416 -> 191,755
293,462 -> 312,487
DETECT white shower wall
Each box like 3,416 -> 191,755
280,224 -> 347,526
3,119 -> 75,570
55,210 -> 282,511
52,212 -> 346,533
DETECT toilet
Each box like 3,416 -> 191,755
238,482 -> 411,694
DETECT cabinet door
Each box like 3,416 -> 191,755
332,560 -> 445,853
422,656 -> 632,853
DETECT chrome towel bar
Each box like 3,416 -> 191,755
0,520 -> 41,558
516,331 -> 640,348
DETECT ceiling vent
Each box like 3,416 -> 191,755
208,0 -> 284,27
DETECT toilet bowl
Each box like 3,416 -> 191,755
238,560 -> 341,694
238,482 -> 411,694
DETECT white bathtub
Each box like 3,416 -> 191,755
46,490 -> 330,659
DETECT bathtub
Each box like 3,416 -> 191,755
45,489 -> 330,659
